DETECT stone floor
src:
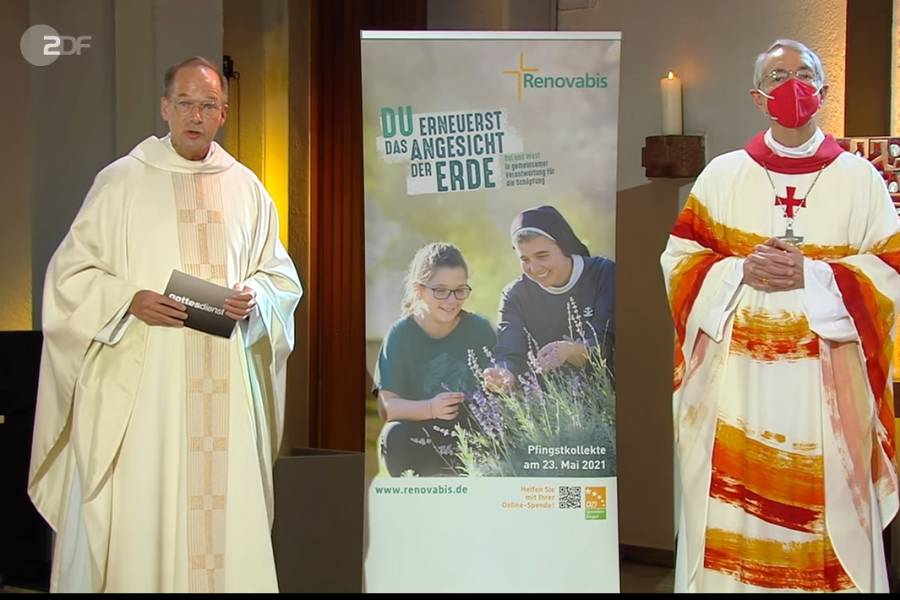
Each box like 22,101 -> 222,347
619,560 -> 675,593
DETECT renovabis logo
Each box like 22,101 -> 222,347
585,486 -> 607,520
502,52 -> 608,102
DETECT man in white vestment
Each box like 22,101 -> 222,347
27,56 -> 303,592
661,40 -> 898,592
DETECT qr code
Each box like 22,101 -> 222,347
559,486 -> 582,509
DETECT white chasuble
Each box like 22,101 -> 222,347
28,136 -> 303,593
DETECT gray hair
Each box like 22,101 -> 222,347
163,56 -> 229,100
753,39 -> 826,90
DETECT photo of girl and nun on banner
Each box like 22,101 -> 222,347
361,31 -> 622,593
362,34 -> 620,481
371,207 -> 616,479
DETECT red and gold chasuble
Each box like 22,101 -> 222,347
662,132 -> 899,592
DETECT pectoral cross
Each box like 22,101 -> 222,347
775,186 -> 805,245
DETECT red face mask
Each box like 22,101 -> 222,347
760,79 -> 821,128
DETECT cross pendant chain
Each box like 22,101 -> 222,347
764,165 -> 825,245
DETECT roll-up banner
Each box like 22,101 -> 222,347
362,31 -> 621,593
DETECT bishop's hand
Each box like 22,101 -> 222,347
742,238 -> 804,292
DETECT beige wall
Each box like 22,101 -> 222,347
0,1 -> 32,330
114,0 -> 155,156
29,0 -> 118,327
560,0 -> 847,191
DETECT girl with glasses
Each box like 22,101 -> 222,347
373,242 -> 496,477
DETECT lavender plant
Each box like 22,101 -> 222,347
453,298 -> 616,477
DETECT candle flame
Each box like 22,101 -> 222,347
667,71 -> 675,79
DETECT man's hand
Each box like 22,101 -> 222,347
128,290 -> 187,327
429,391 -> 464,420
224,285 -> 257,321
537,340 -> 588,371
743,238 -> 804,292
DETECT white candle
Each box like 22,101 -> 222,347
660,71 -> 683,135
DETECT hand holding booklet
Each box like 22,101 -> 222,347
163,270 -> 236,338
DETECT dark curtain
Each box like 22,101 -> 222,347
307,0 -> 426,451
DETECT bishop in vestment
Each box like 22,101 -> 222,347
661,40 -> 898,592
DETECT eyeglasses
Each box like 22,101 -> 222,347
172,100 -> 226,117
419,283 -> 472,300
762,68 -> 818,89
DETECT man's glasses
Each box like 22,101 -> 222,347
762,68 -> 818,89
419,283 -> 472,300
172,100 -> 226,117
